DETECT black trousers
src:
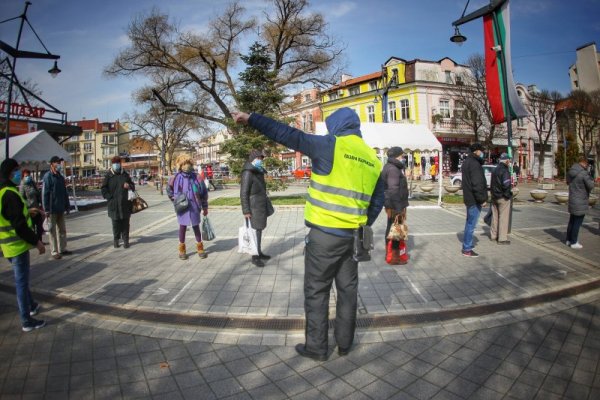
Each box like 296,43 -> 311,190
111,218 -> 130,241
304,228 -> 357,355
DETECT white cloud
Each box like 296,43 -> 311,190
327,2 -> 358,18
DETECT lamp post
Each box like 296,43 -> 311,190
1,1 -> 61,157
450,0 -> 516,231
373,66 -> 398,123
151,89 -> 178,195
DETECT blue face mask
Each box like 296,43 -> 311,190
252,159 -> 263,169
56,165 -> 63,174
11,170 -> 22,185
112,163 -> 122,173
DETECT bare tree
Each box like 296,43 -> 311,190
565,90 -> 600,158
449,54 -> 506,151
104,0 -> 345,129
526,89 -> 561,181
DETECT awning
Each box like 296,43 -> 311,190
0,130 -> 71,168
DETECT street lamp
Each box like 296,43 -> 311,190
151,89 -> 178,195
1,1 -> 61,157
373,66 -> 398,123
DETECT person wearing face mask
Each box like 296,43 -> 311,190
42,156 -> 71,260
101,156 -> 136,248
490,153 -> 513,245
0,159 -> 47,332
381,147 -> 409,264
240,149 -> 273,267
168,157 -> 209,260
460,142 -> 488,257
19,169 -> 44,243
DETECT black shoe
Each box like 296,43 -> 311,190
59,250 -> 73,255
251,256 -> 265,267
338,346 -> 351,356
114,240 -> 120,248
461,250 -> 479,258
497,240 -> 511,245
123,241 -> 130,249
30,303 -> 41,317
295,344 -> 328,361
22,318 -> 46,332
258,253 -> 271,260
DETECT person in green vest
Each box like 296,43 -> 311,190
233,108 -> 384,361
0,159 -> 47,332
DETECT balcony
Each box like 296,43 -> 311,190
431,117 -> 471,134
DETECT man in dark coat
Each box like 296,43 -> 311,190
490,153 -> 513,244
566,156 -> 594,249
101,156 -> 135,248
461,142 -> 488,257
240,149 -> 272,267
42,156 -> 71,259
381,146 -> 409,263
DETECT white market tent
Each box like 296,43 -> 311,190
315,122 -> 443,207
0,130 -> 71,168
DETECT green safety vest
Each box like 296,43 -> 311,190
305,135 -> 382,229
0,186 -> 33,258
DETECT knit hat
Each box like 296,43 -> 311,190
387,147 -> 404,158
0,158 -> 19,180
499,152 -> 511,161
247,149 -> 265,161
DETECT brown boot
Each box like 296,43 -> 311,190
178,243 -> 188,260
197,242 -> 207,259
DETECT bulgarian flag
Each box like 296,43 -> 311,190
483,1 -> 527,124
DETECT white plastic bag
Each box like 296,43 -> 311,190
238,219 -> 259,255
128,190 -> 136,201
43,216 -> 53,232
201,216 -> 216,241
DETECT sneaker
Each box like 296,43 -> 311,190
565,241 -> 571,246
59,250 -> 73,255
497,240 -> 511,245
251,256 -> 265,267
570,243 -> 583,249
22,318 -> 46,332
30,303 -> 41,317
52,254 -> 62,260
462,250 -> 479,258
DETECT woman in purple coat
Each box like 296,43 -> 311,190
168,158 -> 209,260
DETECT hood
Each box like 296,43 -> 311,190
568,163 -> 586,180
325,107 -> 362,137
242,161 -> 263,174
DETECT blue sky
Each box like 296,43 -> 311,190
2,0 -> 599,128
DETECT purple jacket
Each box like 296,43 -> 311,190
170,172 -> 208,226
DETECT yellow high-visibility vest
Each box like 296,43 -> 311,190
0,186 -> 33,258
305,135 -> 381,229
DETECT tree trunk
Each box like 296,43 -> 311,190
537,150 -> 546,182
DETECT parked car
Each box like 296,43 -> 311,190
450,165 -> 496,188
293,166 -> 312,179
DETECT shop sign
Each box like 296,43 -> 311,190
0,100 -> 46,118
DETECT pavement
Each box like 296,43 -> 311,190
0,180 -> 599,399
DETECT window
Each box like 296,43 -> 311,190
307,113 -> 314,131
517,118 -> 525,127
68,136 -> 78,142
454,101 -> 466,118
439,100 -> 450,118
400,99 -> 410,120
103,160 -> 110,170
84,154 -> 93,164
102,147 -> 115,156
388,101 -> 397,121
84,131 -> 94,140
304,94 -> 311,102
574,80 -> 579,88
84,143 -> 92,152
445,71 -> 452,83
329,91 -> 339,100
349,86 -> 360,96
455,75 -> 463,85
302,114 -> 307,131
391,69 -> 399,84
540,113 -> 546,130
369,81 -> 378,91
367,105 -> 375,122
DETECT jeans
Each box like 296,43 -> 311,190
462,204 -> 482,252
8,251 -> 35,324
566,214 -> 585,244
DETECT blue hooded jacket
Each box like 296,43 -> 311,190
248,108 -> 384,236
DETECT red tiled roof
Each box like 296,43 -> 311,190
328,71 -> 382,91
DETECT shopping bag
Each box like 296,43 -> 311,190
387,214 -> 408,241
131,192 -> 149,213
238,219 -> 259,255
201,216 -> 216,241
127,190 -> 136,201
43,216 -> 53,231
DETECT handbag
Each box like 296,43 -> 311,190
131,191 -> 149,213
172,176 -> 189,214
201,216 -> 216,241
238,219 -> 259,255
353,225 -> 373,262
387,214 -> 408,241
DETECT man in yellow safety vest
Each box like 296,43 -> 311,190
0,159 -> 47,332
233,108 -> 384,361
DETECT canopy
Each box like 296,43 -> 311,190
315,122 -> 443,207
0,130 -> 71,168
315,122 -> 442,152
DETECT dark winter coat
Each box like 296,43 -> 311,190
381,158 -> 409,212
101,170 -> 135,220
567,163 -> 594,216
461,153 -> 488,207
19,180 -> 42,209
240,162 -> 270,230
491,162 -> 512,200
42,171 -> 70,214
